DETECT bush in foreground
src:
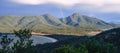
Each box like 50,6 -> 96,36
0,29 -> 38,53
51,38 -> 117,53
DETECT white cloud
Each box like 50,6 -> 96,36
10,0 -> 80,6
10,0 -> 120,6
10,0 -> 120,13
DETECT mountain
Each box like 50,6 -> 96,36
0,13 -> 114,33
16,14 -> 64,28
109,22 -> 120,27
60,13 -> 113,28
0,14 -> 65,32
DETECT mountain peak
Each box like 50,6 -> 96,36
42,13 -> 53,16
72,13 -> 81,16
60,13 -> 113,28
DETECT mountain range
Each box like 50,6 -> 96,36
60,13 -> 113,28
0,13 -> 117,33
109,22 -> 120,27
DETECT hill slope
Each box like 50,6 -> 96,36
35,27 -> 120,52
0,13 -> 114,34
60,13 -> 113,28
94,28 -> 120,47
0,14 -> 65,32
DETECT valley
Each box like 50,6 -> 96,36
0,13 -> 119,53
0,0 -> 120,53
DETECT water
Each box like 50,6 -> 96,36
0,34 -> 57,48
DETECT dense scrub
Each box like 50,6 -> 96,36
52,40 -> 116,53
36,36 -> 117,53
0,28 -> 120,53
36,28 -> 120,53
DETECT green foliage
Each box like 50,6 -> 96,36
0,35 -> 13,53
12,29 -> 35,53
51,45 -> 88,53
51,45 -> 78,53
0,29 -> 38,53
82,38 -> 117,53
51,38 -> 117,53
94,28 -> 120,52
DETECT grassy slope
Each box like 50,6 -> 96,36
0,15 -> 101,35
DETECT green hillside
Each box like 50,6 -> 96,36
60,13 -> 113,28
0,13 -> 115,35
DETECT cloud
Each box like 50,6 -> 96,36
10,0 -> 120,13
80,4 -> 120,13
11,0 -> 80,5
10,0 -> 120,6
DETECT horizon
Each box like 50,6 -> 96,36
0,0 -> 120,23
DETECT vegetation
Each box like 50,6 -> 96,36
0,29 -> 38,53
60,13 -> 113,28
0,28 -> 120,53
0,13 -> 114,35
94,28 -> 120,52
0,35 -> 13,53
37,37 -> 117,53
52,39 -> 116,53
32,26 -> 101,36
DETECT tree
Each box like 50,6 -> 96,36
0,29 -> 38,53
12,29 -> 34,53
51,38 -> 117,53
0,35 -> 13,53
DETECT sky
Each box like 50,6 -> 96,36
0,0 -> 120,23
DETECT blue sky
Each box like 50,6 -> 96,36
0,0 -> 120,23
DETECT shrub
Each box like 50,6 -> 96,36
0,29 -> 38,53
51,38 -> 117,53
0,35 -> 13,53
